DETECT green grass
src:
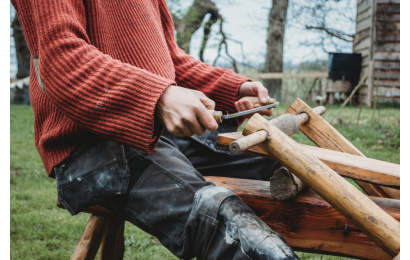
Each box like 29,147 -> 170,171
10,103 -> 399,259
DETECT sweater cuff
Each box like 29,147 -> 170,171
211,72 -> 251,126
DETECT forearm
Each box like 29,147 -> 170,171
18,0 -> 175,152
158,0 -> 250,114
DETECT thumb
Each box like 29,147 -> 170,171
256,85 -> 268,104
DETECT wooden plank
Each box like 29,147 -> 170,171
243,72 -> 328,80
242,114 -> 400,256
357,1 -> 373,14
360,55 -> 371,69
354,46 -> 371,56
373,80 -> 400,88
376,32 -> 400,42
287,98 -> 364,155
353,31 -> 371,46
353,37 -> 372,52
356,18 -> 373,33
205,176 -> 399,260
357,5 -> 372,16
374,60 -> 400,70
376,21 -> 400,32
376,5 -> 400,14
373,88 -> 400,97
372,70 -> 400,80
377,0 -> 400,4
286,98 -> 399,199
216,132 -> 400,188
357,7 -> 372,20
376,13 -> 400,22
357,12 -> 372,23
375,42 -> 400,52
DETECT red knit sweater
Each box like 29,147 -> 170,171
12,0 -> 249,176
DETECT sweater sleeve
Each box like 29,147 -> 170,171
158,0 -> 251,117
16,0 -> 176,153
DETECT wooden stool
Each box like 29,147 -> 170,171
57,200 -> 125,260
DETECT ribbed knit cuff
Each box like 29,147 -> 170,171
209,71 -> 251,126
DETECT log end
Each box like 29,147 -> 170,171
270,166 -> 307,201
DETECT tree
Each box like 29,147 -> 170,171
287,0 -> 356,54
11,13 -> 30,79
172,0 -> 219,54
263,0 -> 289,101
261,0 -> 356,100
169,0 -> 240,72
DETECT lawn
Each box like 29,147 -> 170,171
10,102 -> 399,259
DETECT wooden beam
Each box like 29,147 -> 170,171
243,72 -> 328,80
205,176 -> 399,260
71,215 -> 107,260
242,114 -> 400,256
286,98 -> 399,199
216,131 -> 400,188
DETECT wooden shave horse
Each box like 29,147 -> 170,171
59,98 -> 400,260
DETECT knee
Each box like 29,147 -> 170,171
192,185 -> 236,219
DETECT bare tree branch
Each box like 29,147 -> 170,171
305,25 -> 354,42
212,16 -> 238,72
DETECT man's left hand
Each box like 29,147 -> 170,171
235,81 -> 273,118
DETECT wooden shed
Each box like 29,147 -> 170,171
353,0 -> 400,105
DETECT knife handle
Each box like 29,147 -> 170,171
208,110 -> 223,123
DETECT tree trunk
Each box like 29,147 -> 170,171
173,0 -> 219,54
264,0 -> 288,101
11,14 -> 30,79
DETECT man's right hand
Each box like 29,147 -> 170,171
155,86 -> 219,137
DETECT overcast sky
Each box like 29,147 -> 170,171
186,0 -> 357,69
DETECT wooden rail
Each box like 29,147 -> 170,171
216,132 -> 400,188
243,72 -> 328,80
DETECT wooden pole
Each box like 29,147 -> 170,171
98,218 -> 125,260
71,215 -> 107,260
242,114 -> 400,256
217,132 -> 400,188
286,98 -> 399,199
230,106 -> 325,153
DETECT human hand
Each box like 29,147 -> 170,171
235,81 -> 273,118
156,85 -> 219,137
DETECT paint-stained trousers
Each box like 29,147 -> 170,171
55,123 -> 299,260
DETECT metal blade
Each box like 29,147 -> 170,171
221,102 -> 279,119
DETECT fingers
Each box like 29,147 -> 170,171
235,99 -> 255,112
239,81 -> 269,104
256,85 -> 268,104
197,107 -> 218,133
156,86 -> 218,137
196,91 -> 218,132
198,93 -> 216,110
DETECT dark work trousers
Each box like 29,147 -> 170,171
54,122 -> 298,260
